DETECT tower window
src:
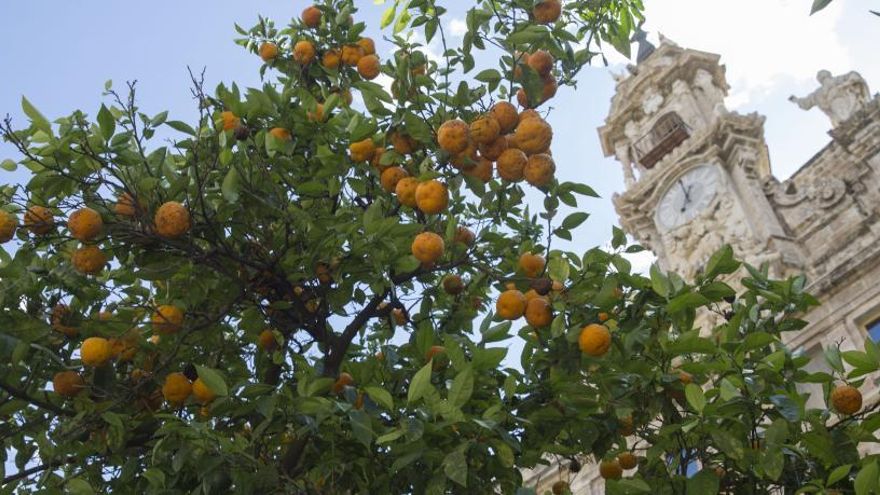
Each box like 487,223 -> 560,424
633,112 -> 691,169
866,317 -> 880,342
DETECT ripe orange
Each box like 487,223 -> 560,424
308,103 -> 325,123
342,44 -> 364,66
51,304 -> 78,337
380,167 -> 409,193
68,207 -> 103,242
515,117 -> 553,155
358,37 -> 376,55
470,116 -> 501,145
599,459 -> 623,480
619,415 -> 635,436
542,75 -> 559,102
497,148 -> 528,182
412,232 -> 445,264
618,452 -> 638,470
220,111 -> 240,131
0,211 -> 16,243
392,308 -> 407,326
109,330 -> 138,362
442,274 -> 465,295
357,54 -> 381,80
152,305 -> 184,334
24,205 -> 53,234
524,289 -> 541,303
479,135 -> 508,161
301,5 -> 322,28
425,345 -> 446,361
162,372 -> 192,405
516,88 -> 532,109
259,329 -> 277,352
454,226 -> 476,246
519,109 -> 542,122
259,42 -> 279,62
524,153 -> 556,187
293,40 -> 316,65
579,324 -> 611,357
415,180 -> 449,214
598,312 -> 610,322
371,147 -> 389,171
333,372 -> 354,394
269,127 -> 292,141
831,384 -> 862,415
450,141 -> 478,169
390,131 -> 417,155
390,177 -> 416,208
192,378 -> 216,404
464,157 -> 494,183
114,193 -> 137,217
496,289 -> 527,320
528,50 -> 554,77
349,138 -> 376,162
437,120 -> 471,154
81,337 -> 112,367
53,371 -> 85,398
525,297 -> 552,327
490,101 -> 520,134
71,244 -> 107,275
518,252 -> 546,278
322,49 -> 341,69
534,0 -> 562,24
678,371 -> 693,385
551,481 -> 569,495
154,201 -> 190,238
513,51 -> 531,81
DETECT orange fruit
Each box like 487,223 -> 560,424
513,51 -> 531,81
469,116 -> 501,145
528,50 -> 554,77
442,274 -> 465,295
496,289 -> 527,320
293,40 -> 316,65
322,49 -> 341,69
24,205 -> 53,234
524,297 -> 552,327
542,75 -> 559,102
259,329 -> 277,352
520,109 -> 542,122
220,111 -> 240,131
109,330 -> 139,362
269,127 -> 292,141
114,193 -> 138,217
618,452 -> 638,470
831,384 -> 862,415
415,180 -> 449,215
371,147 -> 389,171
390,131 -> 417,155
350,138 -> 376,162
598,312 -> 610,322
71,244 -> 107,275
308,103 -> 325,123
301,5 -> 322,28
154,201 -> 190,238
437,120 -> 470,154
497,149 -> 527,182
333,372 -> 354,394
518,253 -> 546,278
464,157 -> 494,183
259,42 -> 279,62
53,371 -> 85,398
395,177 -> 420,208
425,345 -> 446,361
491,101 -> 519,134
0,210 -> 17,243
454,226 -> 475,246
68,207 -> 103,242
534,0 -> 562,24
479,135 -> 508,161
515,117 -> 553,155
411,232 -> 445,264
524,289 -> 541,303
599,459 -> 623,480
392,308 -> 407,326
342,44 -> 364,66
524,153 -> 556,187
450,141 -> 478,170
358,37 -> 376,55
579,324 -> 611,357
357,54 -> 381,80
678,371 -> 693,385
551,481 -> 569,495
162,372 -> 192,405
619,415 -> 635,436
152,305 -> 184,334
81,337 -> 112,367
192,378 -> 216,404
51,304 -> 78,337
380,167 -> 409,193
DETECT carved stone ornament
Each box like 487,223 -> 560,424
789,70 -> 872,128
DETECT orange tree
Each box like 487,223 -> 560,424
1,1 -> 879,494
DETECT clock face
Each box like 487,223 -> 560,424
655,165 -> 722,231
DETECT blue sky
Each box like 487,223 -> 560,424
2,1 -> 876,270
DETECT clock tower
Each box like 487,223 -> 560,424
597,37 -> 803,280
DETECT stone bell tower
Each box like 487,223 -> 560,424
597,36 -> 804,281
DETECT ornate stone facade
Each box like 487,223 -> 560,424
523,39 -> 880,494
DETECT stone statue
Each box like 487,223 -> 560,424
789,70 -> 871,127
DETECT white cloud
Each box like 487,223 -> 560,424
448,18 -> 467,37
641,0 -> 850,109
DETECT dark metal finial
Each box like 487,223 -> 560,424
632,24 -> 656,64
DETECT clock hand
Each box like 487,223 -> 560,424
677,179 -> 692,203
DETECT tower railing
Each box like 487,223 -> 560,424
633,112 -> 691,169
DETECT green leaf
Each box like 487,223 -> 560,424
349,410 -> 373,447
827,464 -> 852,486
686,470 -> 719,495
561,212 -> 589,230
811,0 -> 833,14
763,447 -> 784,481
21,96 -> 51,133
443,448 -> 468,487
700,281 -> 735,301
364,385 -> 394,411
548,255 -> 569,282
66,478 -> 96,495
481,321 -> 512,344
475,69 -> 501,84
650,264 -> 670,298
448,365 -> 474,408
666,292 -> 709,314
0,159 -> 17,172
166,120 -> 197,136
855,460 -> 879,495
97,104 -> 116,140
842,350 -> 879,372
407,361 -> 433,404
221,167 -> 240,202
380,5 -> 397,29
195,365 -> 228,397
685,383 -> 706,414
